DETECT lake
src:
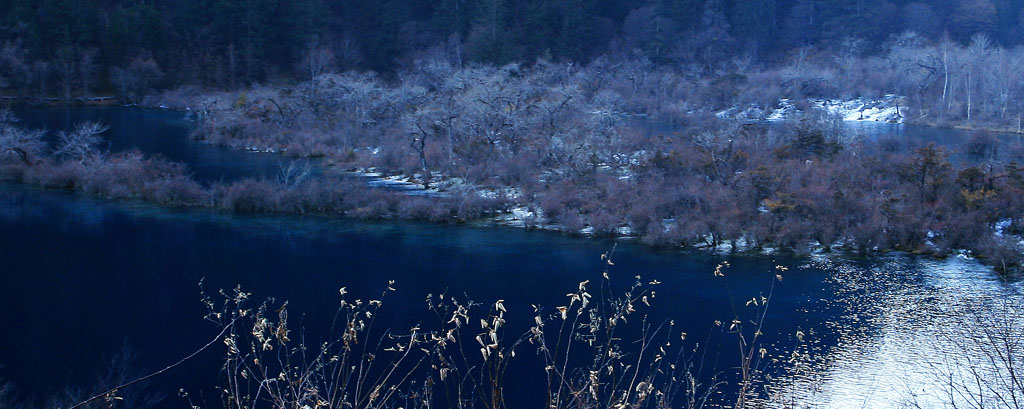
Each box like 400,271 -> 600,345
0,108 -> 1021,408
11,107 -> 304,183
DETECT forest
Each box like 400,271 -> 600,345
3,0 -> 1024,134
2,0 -> 1024,90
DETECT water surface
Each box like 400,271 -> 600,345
0,109 -> 1020,408
12,107 -> 298,183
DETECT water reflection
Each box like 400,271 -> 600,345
10,106 -> 304,183
841,121 -> 1024,165
768,255 -> 1023,408
740,118 -> 1024,167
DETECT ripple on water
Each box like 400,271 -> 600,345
765,255 -> 1024,408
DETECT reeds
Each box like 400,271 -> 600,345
198,250 -> 779,409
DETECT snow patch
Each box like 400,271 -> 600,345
346,170 -> 447,197
813,96 -> 904,123
995,218 -> 1013,236
244,146 -> 285,153
762,96 -> 906,123
717,104 -> 767,121
494,206 -> 562,231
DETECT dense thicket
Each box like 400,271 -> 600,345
3,0 -> 1024,94
182,60 -> 1024,273
0,113 -> 504,222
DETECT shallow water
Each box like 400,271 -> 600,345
11,106 -> 300,183
0,109 -> 1020,408
838,120 -> 1024,164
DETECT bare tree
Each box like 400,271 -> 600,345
695,0 -> 732,74
964,33 -> 992,122
110,53 -> 164,102
277,160 -> 313,188
110,66 -> 136,101
127,53 -> 164,98
336,33 -> 363,70
0,109 -> 45,165
913,293 -> 1024,409
887,31 -> 937,118
834,37 -> 865,76
940,35 -> 954,116
30,60 -> 50,99
0,41 -> 29,94
79,48 -> 98,98
55,46 -> 76,103
987,48 -> 1018,120
54,122 -> 108,163
301,37 -> 335,90
405,108 -> 437,187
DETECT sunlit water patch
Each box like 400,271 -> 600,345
766,255 -> 1024,408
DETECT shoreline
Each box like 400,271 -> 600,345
3,166 -> 1018,281
0,178 -> 985,277
905,118 -> 1024,136
0,95 -> 121,107
16,93 -> 1016,139
5,101 -> 1022,276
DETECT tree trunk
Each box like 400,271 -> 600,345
941,44 -> 949,111
947,74 -> 956,115
966,70 -> 972,122
6,147 -> 32,165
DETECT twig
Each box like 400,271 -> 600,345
68,319 -> 237,409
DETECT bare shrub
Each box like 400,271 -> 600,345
910,292 -> 1024,409
54,122 -> 108,163
0,109 -> 45,165
215,179 -> 281,213
277,160 -> 313,188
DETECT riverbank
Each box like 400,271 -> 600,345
133,89 -> 1024,137
909,117 -> 1024,135
6,89 -> 1024,275
163,73 -> 1024,274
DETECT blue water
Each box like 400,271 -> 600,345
0,108 -> 1020,408
0,185 -> 823,406
11,107 -> 299,183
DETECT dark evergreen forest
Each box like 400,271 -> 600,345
2,0 -> 1023,94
